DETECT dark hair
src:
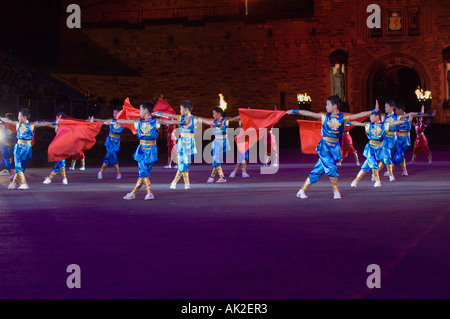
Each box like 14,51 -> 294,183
140,101 -> 154,113
56,112 -> 66,119
327,95 -> 342,109
5,113 -> 14,121
386,100 -> 396,108
19,108 -> 31,120
396,102 -> 405,111
212,107 -> 224,117
372,111 -> 382,119
180,100 -> 193,112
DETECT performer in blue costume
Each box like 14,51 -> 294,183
97,108 -> 125,180
229,121 -> 250,179
154,100 -> 199,190
43,112 -> 69,185
287,95 -> 378,199
110,101 -> 177,200
1,108 -> 54,189
0,113 -> 17,181
198,107 -> 240,183
349,111 -> 409,188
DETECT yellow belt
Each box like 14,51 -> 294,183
215,134 -> 228,139
397,132 -> 409,137
17,139 -> 32,145
369,140 -> 382,147
181,133 -> 194,138
140,140 -> 156,146
323,136 -> 339,143
3,142 -> 15,146
109,133 -> 120,138
386,131 -> 397,136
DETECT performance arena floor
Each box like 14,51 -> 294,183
1,147 -> 449,299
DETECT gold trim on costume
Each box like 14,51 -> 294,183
369,140 -> 382,147
329,177 -> 339,192
131,178 -> 143,195
215,134 -> 228,139
323,136 -> 339,143
397,132 -> 409,137
140,140 -> 156,146
301,178 -> 312,191
354,170 -> 366,183
181,133 -> 194,138
17,139 -> 32,145
109,133 -> 121,138
372,169 -> 380,182
386,131 -> 397,136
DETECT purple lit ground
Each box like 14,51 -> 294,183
0,147 -> 449,299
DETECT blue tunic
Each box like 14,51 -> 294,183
133,118 -> 159,178
309,112 -> 348,184
103,120 -> 124,165
52,125 -> 66,172
211,118 -> 231,167
380,113 -> 398,165
176,115 -> 198,172
1,125 -> 16,170
393,119 -> 411,166
14,122 -> 34,173
359,121 -> 389,172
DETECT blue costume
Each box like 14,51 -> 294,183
380,113 -> 398,165
359,121 -> 389,172
212,118 -> 231,167
176,115 -> 198,172
1,125 -> 17,170
14,122 -> 34,173
308,112 -> 348,184
392,118 -> 411,166
103,119 -> 124,166
133,118 -> 159,178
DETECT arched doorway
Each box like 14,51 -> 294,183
363,54 -> 431,112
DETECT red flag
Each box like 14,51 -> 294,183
117,98 -> 140,134
47,119 -> 103,162
154,98 -> 176,120
342,113 -> 368,132
297,119 -> 322,155
235,108 -> 286,153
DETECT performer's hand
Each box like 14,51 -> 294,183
431,109 -> 436,117
286,109 -> 293,115
421,105 -> 425,113
375,100 -> 379,111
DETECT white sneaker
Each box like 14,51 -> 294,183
144,193 -> 155,200
374,181 -> 381,187
401,170 -> 408,176
185,184 -> 191,190
173,165 -> 178,169
69,167 -> 75,171
216,177 -> 227,183
79,167 -> 86,171
62,179 -> 68,185
123,193 -> 135,200
428,161 -> 432,165
229,171 -> 236,178
1,169 -> 8,173
242,172 -> 250,178
116,173 -> 122,180
351,181 -> 358,187
43,178 -> 51,184
383,171 -> 389,177
164,165 -> 171,169
97,172 -> 103,179
170,182 -> 176,189
337,162 -> 342,166
296,189 -> 307,199
8,183 -> 16,189
389,175 -> 396,182
408,161 -> 414,165
18,184 -> 30,190
207,177 -> 214,183
356,162 -> 360,166
333,192 -> 341,199
371,174 -> 375,182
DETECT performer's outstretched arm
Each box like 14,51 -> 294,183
286,109 -> 322,119
348,100 -> 380,120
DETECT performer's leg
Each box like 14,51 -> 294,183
61,166 -> 68,184
114,164 -> 121,179
372,169 -> 381,187
123,178 -> 143,200
351,170 -> 366,187
400,161 -> 408,176
70,159 -> 76,170
43,170 -> 57,184
182,172 -> 190,189
80,158 -> 85,170
17,171 -> 29,190
387,164 -> 395,181
329,177 -> 341,199
216,166 -> 226,183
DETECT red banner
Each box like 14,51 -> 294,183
297,119 -> 322,155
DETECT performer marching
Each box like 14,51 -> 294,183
164,123 -> 178,169
43,112 -> 69,185
287,95 -> 378,199
1,108 -> 54,189
198,107 -> 239,183
96,108 -> 125,180
229,120 -> 250,178
350,111 -> 410,188
0,113 -> 17,180
338,124 -> 360,166
154,100 -> 198,190
410,114 -> 433,165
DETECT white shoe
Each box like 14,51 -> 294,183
62,179 -> 68,185
337,162 -> 342,166
296,189 -> 307,199
333,192 -> 341,199
207,177 -> 214,183
43,178 -> 51,184
401,170 -> 408,176
164,165 -> 171,169
351,181 -> 358,187
18,184 -> 30,190
116,173 -> 122,180
173,165 -> 178,169
69,167 -> 75,171
144,193 -> 155,200
273,163 -> 279,167
229,171 -> 236,178
383,171 -> 389,177
389,175 -> 396,182
428,161 -> 432,165
371,174 -> 375,182
356,162 -> 360,166
408,161 -> 414,165
123,193 -> 135,200
79,167 -> 86,171
185,184 -> 191,190
170,182 -> 176,189
8,183 -> 16,189
242,172 -> 250,178
97,172 -> 103,179
374,181 -> 381,187
1,169 -> 8,173
216,177 -> 227,183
